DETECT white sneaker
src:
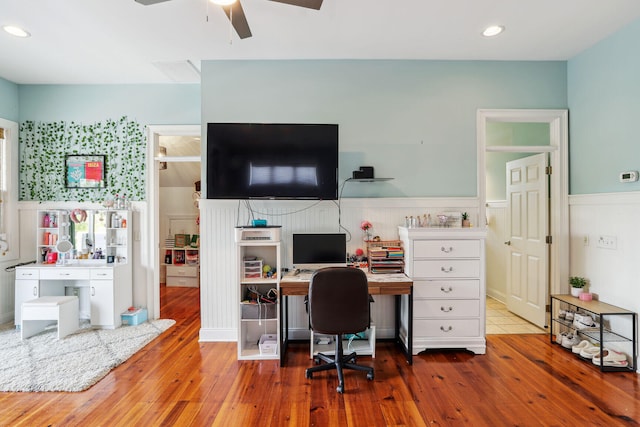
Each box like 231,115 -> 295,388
565,311 -> 574,321
572,340 -> 594,354
561,333 -> 580,349
556,331 -> 567,345
580,346 -> 601,359
573,313 -> 597,329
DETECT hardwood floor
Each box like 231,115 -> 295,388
1,286 -> 639,426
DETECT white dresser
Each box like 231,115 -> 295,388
399,226 -> 487,355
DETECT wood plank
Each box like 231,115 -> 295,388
1,285 -> 639,426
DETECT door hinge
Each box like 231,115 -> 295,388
545,304 -> 551,313
546,235 -> 552,244
545,166 -> 552,175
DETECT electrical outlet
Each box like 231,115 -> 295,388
597,235 -> 617,250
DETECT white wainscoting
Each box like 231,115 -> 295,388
198,197 -> 480,342
569,192 -> 640,314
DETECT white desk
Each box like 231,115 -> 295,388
15,263 -> 132,329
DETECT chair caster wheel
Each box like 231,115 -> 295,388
367,372 -> 374,381
336,385 -> 344,393
305,370 -> 313,379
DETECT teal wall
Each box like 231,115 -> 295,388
0,77 -> 19,122
568,19 -> 640,194
202,60 -> 567,198
18,85 -> 200,124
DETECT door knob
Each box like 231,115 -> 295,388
504,241 -> 511,245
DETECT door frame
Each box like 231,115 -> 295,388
477,109 -> 569,303
145,125 -> 201,319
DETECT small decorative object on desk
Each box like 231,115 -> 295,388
462,212 -> 471,227
360,220 -> 373,242
569,276 -> 587,297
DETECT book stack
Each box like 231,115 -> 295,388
368,242 -> 404,274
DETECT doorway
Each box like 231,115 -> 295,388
146,125 -> 201,320
477,109 -> 569,330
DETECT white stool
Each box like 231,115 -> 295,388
21,296 -> 79,340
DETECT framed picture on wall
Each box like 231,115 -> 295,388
66,154 -> 107,188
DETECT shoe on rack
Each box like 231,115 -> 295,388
579,346 -> 601,359
556,331 -> 567,345
558,309 -> 567,319
573,313 -> 597,329
565,311 -> 574,321
571,340 -> 595,354
561,333 -> 581,349
592,349 -> 629,367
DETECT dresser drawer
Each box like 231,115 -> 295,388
414,319 -> 480,337
413,240 -> 480,258
15,268 -> 40,280
414,280 -> 480,299
414,299 -> 480,318
166,276 -> 199,287
167,265 -> 199,278
40,268 -> 91,280
91,269 -> 114,280
413,260 -> 480,278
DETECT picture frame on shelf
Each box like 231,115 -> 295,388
65,154 -> 106,188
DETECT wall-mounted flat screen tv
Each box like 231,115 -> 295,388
206,123 -> 338,200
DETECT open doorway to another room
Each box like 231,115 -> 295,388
157,135 -> 201,312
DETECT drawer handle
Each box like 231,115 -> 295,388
440,306 -> 453,312
441,266 -> 453,273
440,286 -> 453,293
441,246 -> 453,253
23,273 -> 33,276
91,287 -> 96,296
96,273 -> 108,277
32,287 -> 37,296
440,326 -> 453,332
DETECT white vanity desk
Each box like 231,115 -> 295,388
15,262 -> 132,329
15,208 -> 133,330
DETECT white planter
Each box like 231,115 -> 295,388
570,287 -> 582,297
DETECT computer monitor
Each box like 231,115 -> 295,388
292,233 -> 347,271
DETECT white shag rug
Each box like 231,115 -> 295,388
0,319 -> 175,392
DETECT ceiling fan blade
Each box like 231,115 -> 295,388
269,0 -> 323,10
134,0 -> 172,5
222,1 -> 252,39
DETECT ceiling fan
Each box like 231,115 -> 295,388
134,0 -> 323,39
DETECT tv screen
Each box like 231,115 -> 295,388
206,123 -> 338,200
292,233 -> 347,271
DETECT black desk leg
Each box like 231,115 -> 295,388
395,290 -> 413,365
280,295 -> 289,367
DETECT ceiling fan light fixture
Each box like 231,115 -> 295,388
3,25 -> 31,38
482,25 -> 505,37
211,0 -> 237,5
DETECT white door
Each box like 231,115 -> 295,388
505,153 -> 548,328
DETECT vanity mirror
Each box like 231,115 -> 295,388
37,209 -> 130,265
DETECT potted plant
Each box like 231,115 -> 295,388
569,276 -> 587,297
461,212 -> 470,228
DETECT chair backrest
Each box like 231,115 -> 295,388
308,267 -> 369,335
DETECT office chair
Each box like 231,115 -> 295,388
305,267 -> 374,393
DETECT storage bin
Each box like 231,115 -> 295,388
259,334 -> 278,355
121,308 -> 148,325
241,302 -> 277,319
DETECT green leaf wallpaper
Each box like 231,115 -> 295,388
19,117 -> 146,202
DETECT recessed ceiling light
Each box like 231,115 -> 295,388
210,0 -> 237,5
482,25 -> 504,37
3,25 -> 31,38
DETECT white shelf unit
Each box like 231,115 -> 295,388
163,246 -> 200,287
37,210 -> 70,263
237,240 -> 281,360
310,326 -> 376,359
